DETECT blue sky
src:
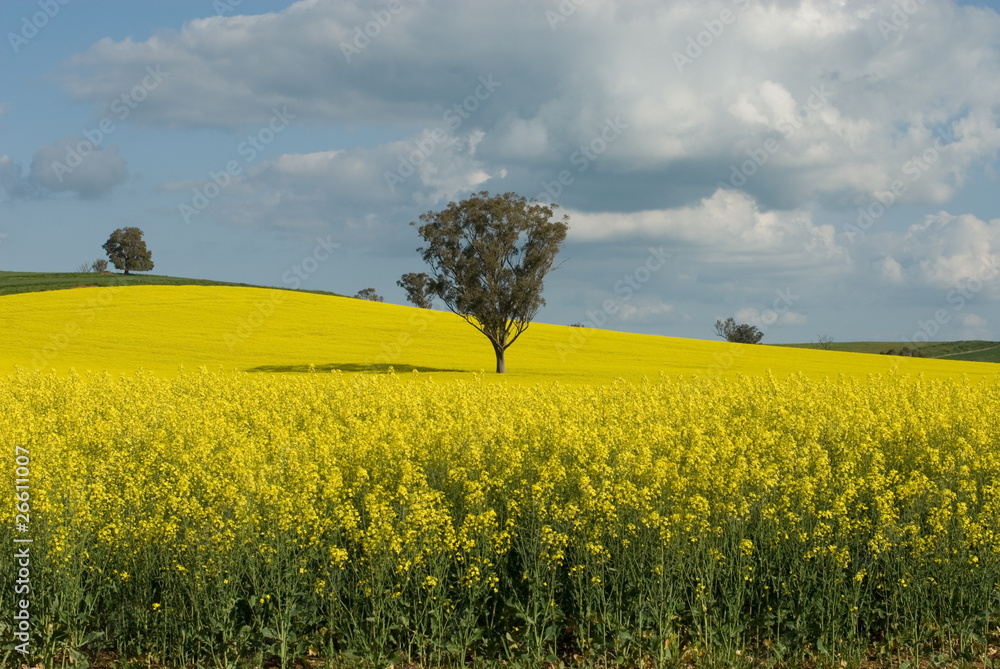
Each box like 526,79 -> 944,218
2,0 -> 1000,344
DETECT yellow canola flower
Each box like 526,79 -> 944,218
0,365 -> 997,657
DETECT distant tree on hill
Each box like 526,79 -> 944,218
412,190 -> 568,373
91,259 -> 109,273
103,227 -> 154,275
354,288 -> 384,302
715,317 -> 764,344
76,261 -> 92,273
396,272 -> 434,309
816,334 -> 834,350
881,346 -> 924,357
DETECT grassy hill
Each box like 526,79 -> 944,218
0,270 -> 252,296
782,340 -> 1000,361
2,283 -> 998,383
935,345 -> 1000,363
782,340 -> 997,356
0,270 -> 344,298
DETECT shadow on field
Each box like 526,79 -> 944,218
245,362 -> 468,374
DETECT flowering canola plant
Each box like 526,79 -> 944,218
1,367 -> 998,666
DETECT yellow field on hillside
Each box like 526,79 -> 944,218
1,284 -> 997,382
3,284 -> 999,666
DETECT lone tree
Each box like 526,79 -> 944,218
396,272 -> 434,309
354,288 -> 384,302
102,227 -> 153,275
414,190 -> 568,373
715,317 -> 764,344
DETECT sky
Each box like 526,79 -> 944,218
2,0 -> 1000,344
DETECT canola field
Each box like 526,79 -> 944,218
2,284 -> 999,382
1,285 -> 999,667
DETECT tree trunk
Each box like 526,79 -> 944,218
493,343 -> 506,374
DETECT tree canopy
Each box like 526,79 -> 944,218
396,272 -> 434,309
102,227 -> 154,275
715,317 -> 764,344
354,288 -> 384,302
413,191 -> 568,373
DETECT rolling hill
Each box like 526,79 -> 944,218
782,340 -> 1000,359
0,270 -> 344,297
2,282 -> 998,383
